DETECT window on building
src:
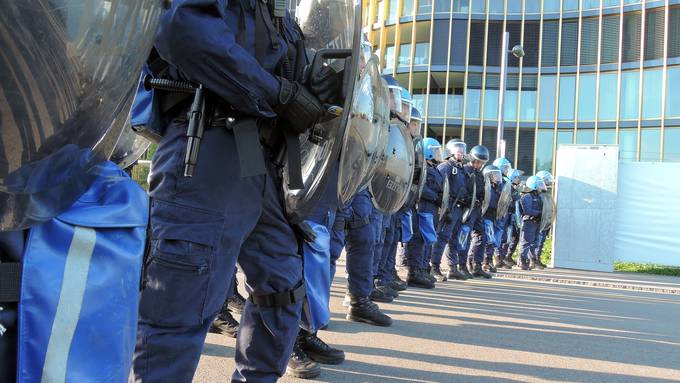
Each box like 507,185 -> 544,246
482,127 -> 499,158
525,0 -> 540,13
466,73 -> 482,119
670,7 -> 680,58
536,130 -> 555,171
505,75 -> 519,121
452,21 -> 468,66
601,15 -> 620,64
398,43 -> 411,66
603,0 -> 619,7
619,129 -> 638,161
622,12 -> 641,63
578,73 -> 597,121
645,8 -> 665,61
539,75 -> 557,121
523,21 -> 540,67
557,130 -> 574,147
447,92 -> 464,117
640,128 -> 661,162
620,70 -> 640,120
597,129 -> 616,144
431,20 -> 449,66
487,22 -> 503,67
642,69 -> 662,119
559,75 -> 576,121
517,129 -> 536,173
418,0 -> 432,14
484,75 -> 500,120
564,0 -> 579,12
583,0 -> 600,10
561,20 -> 578,67
434,0 -> 450,13
402,0 -> 413,16
598,72 -> 618,121
542,21 -> 559,67
507,0 -> 522,14
576,129 -> 595,144
414,43 -> 429,66
507,22 -> 522,67
428,93 -> 445,117
387,0 -> 398,22
468,21 -> 485,66
375,0 -> 383,23
488,0 -> 503,13
452,0 -> 469,13
581,18 -> 599,65
667,67 -> 680,118
664,128 -> 680,162
384,45 -> 395,69
544,0 -> 560,12
520,75 -> 538,121
412,93 -> 426,113
471,0 -> 485,13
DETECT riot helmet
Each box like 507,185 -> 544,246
445,139 -> 467,162
536,170 -> 555,188
409,106 -> 422,137
399,87 -> 413,122
492,157 -> 512,177
469,145 -> 490,170
382,74 -> 403,115
507,168 -> 521,188
423,137 -> 442,163
483,165 -> 502,186
525,176 -> 547,192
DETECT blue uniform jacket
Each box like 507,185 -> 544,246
519,192 -> 543,219
418,163 -> 443,214
155,0 -> 302,118
463,164 -> 485,206
437,159 -> 467,208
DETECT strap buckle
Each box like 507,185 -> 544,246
248,282 -> 306,308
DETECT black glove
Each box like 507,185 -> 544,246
444,212 -> 454,223
275,77 -> 323,134
308,64 -> 343,105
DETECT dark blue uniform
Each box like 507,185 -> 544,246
464,164 -> 487,267
405,164 -> 443,269
430,159 -> 467,269
518,191 -> 543,264
133,2 -> 307,382
497,183 -> 521,263
482,182 -> 503,262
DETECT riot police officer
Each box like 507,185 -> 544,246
430,139 -> 471,280
480,165 -> 503,273
518,176 -> 546,270
132,1 -> 338,381
534,170 -> 555,269
463,145 -> 494,279
406,135 -> 445,284
496,169 -> 522,268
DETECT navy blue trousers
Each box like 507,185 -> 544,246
343,190 -> 375,297
430,207 -> 464,267
133,120 -> 302,383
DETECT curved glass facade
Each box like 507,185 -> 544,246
363,0 -> 680,173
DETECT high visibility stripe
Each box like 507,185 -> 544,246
41,226 -> 96,383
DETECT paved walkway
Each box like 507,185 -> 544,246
194,267 -> 680,383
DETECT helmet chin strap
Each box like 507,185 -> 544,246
390,111 -> 408,126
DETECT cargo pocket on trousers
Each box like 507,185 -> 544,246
139,200 -> 225,327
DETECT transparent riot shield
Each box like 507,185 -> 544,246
438,176 -> 450,222
540,193 -> 556,232
461,173 -> 477,224
111,124 -> 151,170
0,0 -> 164,230
369,124 -> 415,214
496,181 -> 513,222
403,136 -> 426,208
283,0 -> 361,223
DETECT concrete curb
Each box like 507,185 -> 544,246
493,271 -> 680,295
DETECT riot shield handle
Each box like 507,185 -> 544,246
306,48 -> 353,86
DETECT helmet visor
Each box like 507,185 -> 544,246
387,86 -> 403,115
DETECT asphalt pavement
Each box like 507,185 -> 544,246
194,264 -> 680,383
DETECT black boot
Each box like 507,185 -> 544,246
534,258 -> 547,270
422,268 -> 437,284
494,255 -> 511,270
483,259 -> 498,273
227,291 -> 246,314
473,263 -> 493,279
459,264 -> 474,279
388,279 -> 407,292
505,255 -> 517,267
209,304 -> 239,338
407,267 -> 435,289
298,329 -> 345,365
520,258 -> 530,271
447,266 -> 468,280
286,341 -> 321,379
391,269 -> 408,290
369,286 -> 394,303
430,264 -> 448,282
347,295 -> 393,327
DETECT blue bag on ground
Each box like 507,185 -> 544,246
301,220 -> 331,332
400,210 -> 413,243
417,212 -> 437,245
16,161 -> 148,383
